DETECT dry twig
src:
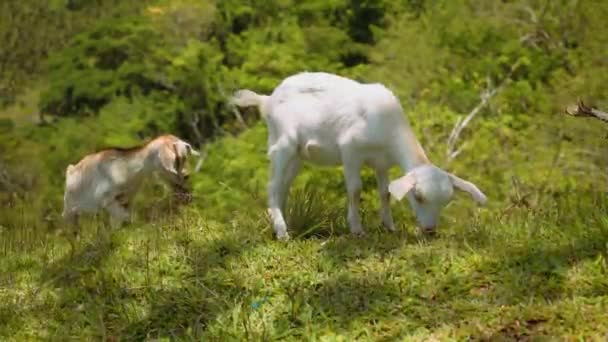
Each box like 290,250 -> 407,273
217,82 -> 248,129
565,99 -> 608,123
446,62 -> 520,163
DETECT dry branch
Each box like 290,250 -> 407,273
193,147 -> 207,173
188,109 -> 204,144
217,83 -> 248,129
446,62 -> 520,163
565,99 -> 608,123
446,78 -> 499,163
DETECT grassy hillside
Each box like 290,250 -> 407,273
2,124 -> 608,340
1,0 -> 608,340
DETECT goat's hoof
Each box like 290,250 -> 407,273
384,225 -> 397,232
275,232 -> 290,241
351,230 -> 366,238
418,227 -> 437,237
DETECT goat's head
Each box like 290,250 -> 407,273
156,139 -> 200,188
388,164 -> 487,232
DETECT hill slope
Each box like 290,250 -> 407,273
2,123 -> 608,340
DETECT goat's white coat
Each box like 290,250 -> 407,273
62,135 -> 198,229
233,72 -> 487,239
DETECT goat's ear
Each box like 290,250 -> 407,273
188,144 -> 200,156
448,173 -> 487,205
171,143 -> 185,172
174,141 -> 200,158
159,145 -> 179,175
183,142 -> 200,157
172,142 -> 185,158
388,173 -> 416,201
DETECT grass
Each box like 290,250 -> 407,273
1,183 -> 608,341
0,84 -> 44,126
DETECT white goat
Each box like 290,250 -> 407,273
62,134 -> 199,230
232,72 -> 487,240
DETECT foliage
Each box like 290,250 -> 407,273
37,0 -> 388,144
40,17 -> 166,116
0,0 -> 151,106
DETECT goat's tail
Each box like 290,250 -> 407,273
231,89 -> 269,118
65,164 -> 75,177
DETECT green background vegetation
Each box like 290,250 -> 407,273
1,0 -> 607,340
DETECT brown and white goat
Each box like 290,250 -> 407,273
62,135 -> 199,230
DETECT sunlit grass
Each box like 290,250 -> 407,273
1,186 -> 607,340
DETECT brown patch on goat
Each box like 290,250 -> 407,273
171,141 -> 185,174
68,135 -> 186,170
96,135 -> 181,156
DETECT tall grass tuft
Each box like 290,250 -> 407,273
286,184 -> 346,239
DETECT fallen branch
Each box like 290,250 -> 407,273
446,77 -> 500,162
565,99 -> 608,123
188,109 -> 204,145
217,83 -> 248,129
185,110 -> 208,173
193,147 -> 207,173
446,62 -> 521,163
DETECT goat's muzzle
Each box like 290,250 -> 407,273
172,182 -> 193,204
418,225 -> 437,236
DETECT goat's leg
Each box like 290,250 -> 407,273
106,201 -> 130,229
342,151 -> 365,236
63,211 -> 80,255
280,158 -> 301,213
375,168 -> 396,232
267,139 -> 297,240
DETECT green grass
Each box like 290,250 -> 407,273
0,84 -> 45,126
1,183 -> 607,340
2,123 -> 607,340
2,124 -> 608,340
